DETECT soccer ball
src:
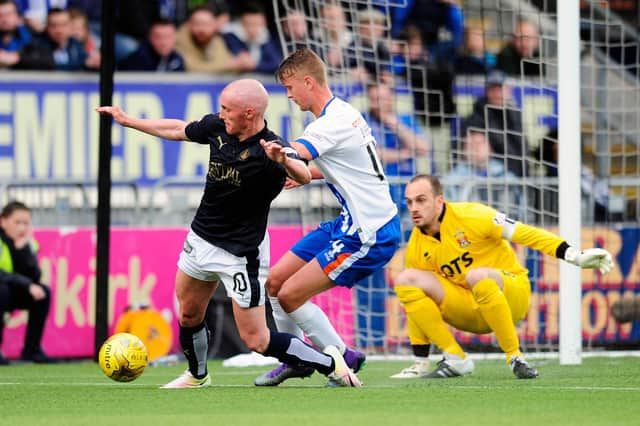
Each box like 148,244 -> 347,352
98,332 -> 148,382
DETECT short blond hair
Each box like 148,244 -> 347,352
276,47 -> 327,86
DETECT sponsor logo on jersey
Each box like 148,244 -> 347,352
439,251 -> 473,277
208,161 -> 241,186
454,231 -> 471,248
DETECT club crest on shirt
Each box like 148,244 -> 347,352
454,231 -> 471,248
238,149 -> 250,160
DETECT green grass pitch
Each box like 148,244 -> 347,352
1,357 -> 639,426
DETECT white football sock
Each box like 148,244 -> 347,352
289,301 -> 346,352
269,296 -> 304,340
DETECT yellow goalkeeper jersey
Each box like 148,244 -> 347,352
405,202 -> 566,286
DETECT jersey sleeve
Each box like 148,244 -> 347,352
484,205 -> 566,258
295,119 -> 337,159
277,138 -> 302,161
510,222 -> 566,258
184,113 -> 223,144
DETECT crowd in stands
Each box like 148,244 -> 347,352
2,0 -> 603,218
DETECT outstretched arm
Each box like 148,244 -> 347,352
96,106 -> 188,141
504,220 -> 614,274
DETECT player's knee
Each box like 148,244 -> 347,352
394,285 -> 427,305
466,268 -> 492,287
265,274 -> 284,297
275,285 -> 301,312
178,310 -> 204,328
395,268 -> 423,287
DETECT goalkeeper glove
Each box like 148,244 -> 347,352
564,247 -> 614,274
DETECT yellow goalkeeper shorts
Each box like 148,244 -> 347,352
435,271 -> 531,335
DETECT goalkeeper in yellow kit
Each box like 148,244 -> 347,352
392,175 -> 614,379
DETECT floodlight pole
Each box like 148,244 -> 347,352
95,0 -> 116,361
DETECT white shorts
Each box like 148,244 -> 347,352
177,229 -> 269,308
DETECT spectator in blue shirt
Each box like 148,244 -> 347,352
119,19 -> 185,72
222,2 -> 282,74
35,8 -> 90,71
0,0 -> 32,52
394,0 -> 464,61
0,0 -> 53,69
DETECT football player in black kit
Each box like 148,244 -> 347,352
97,78 -> 362,387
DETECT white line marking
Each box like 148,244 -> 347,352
0,382 -> 638,391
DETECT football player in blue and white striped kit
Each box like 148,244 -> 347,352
255,48 -> 401,386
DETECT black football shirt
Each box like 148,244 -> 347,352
184,113 -> 298,257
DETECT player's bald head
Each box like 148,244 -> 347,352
222,79 -> 269,116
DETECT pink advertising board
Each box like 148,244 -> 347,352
2,226 -> 354,359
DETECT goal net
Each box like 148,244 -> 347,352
272,0 -> 640,356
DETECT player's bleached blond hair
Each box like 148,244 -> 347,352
276,47 -> 327,86
409,174 -> 443,197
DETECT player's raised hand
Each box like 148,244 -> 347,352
565,247 -> 614,274
260,139 -> 287,164
96,105 -> 130,126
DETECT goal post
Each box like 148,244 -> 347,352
557,0 -> 582,365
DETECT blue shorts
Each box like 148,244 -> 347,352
291,215 -> 401,288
